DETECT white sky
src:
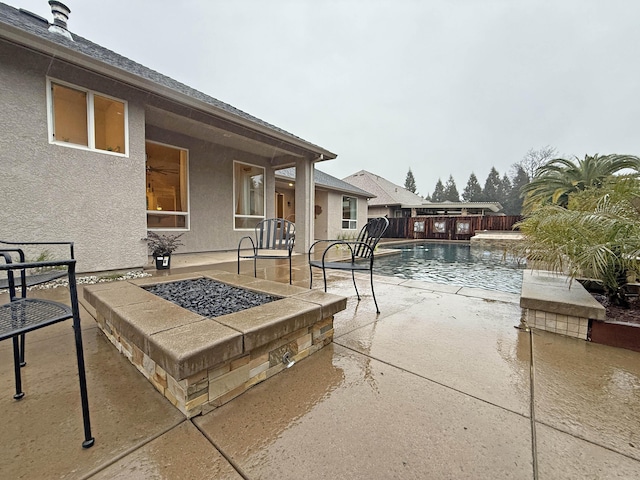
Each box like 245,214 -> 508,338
11,0 -> 640,197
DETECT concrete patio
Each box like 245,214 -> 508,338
1,253 -> 639,479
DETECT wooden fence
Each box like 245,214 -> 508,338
385,216 -> 522,241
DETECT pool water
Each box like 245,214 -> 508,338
375,243 -> 525,294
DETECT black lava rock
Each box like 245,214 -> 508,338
144,278 -> 279,318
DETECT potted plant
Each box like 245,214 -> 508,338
146,232 -> 184,270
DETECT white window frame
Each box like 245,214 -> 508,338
342,195 -> 358,230
233,160 -> 266,230
46,77 -> 129,157
146,140 -> 190,232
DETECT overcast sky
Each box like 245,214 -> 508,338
11,0 -> 640,196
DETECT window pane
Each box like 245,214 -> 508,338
94,95 -> 125,154
234,163 -> 265,226
52,83 -> 88,146
146,142 -> 188,229
342,196 -> 357,228
146,213 -> 187,228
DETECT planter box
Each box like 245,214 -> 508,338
590,320 -> 640,353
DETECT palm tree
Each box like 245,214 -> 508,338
517,177 -> 640,306
521,154 -> 640,213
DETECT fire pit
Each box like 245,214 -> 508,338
83,270 -> 346,417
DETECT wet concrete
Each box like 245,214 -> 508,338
1,253 -> 639,478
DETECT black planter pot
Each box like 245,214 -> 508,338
155,254 -> 171,270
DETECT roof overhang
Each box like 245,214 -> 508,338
0,21 -> 337,163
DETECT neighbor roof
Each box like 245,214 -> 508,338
342,170 -> 425,206
276,168 -> 374,198
0,2 -> 336,159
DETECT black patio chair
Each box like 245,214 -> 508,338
0,240 -> 74,367
0,253 -> 94,448
308,217 -> 389,313
238,218 -> 296,284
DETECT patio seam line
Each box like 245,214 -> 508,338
528,328 -> 539,480
79,418 -> 187,480
534,419 -> 640,464
191,419 -> 251,480
333,341 -> 531,420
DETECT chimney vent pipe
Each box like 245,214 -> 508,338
48,1 -> 73,41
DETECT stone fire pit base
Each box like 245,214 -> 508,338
83,270 -> 346,417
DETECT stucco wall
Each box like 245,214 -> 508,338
314,190 -> 329,239
0,40 -> 147,272
0,40 -> 281,272
145,126 -> 276,254
325,192 -> 370,240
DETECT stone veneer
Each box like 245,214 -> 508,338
83,270 -> 346,417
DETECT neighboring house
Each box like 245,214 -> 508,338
275,168 -> 373,239
343,170 -> 503,218
0,2 -> 336,272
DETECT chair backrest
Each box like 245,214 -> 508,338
354,217 -> 389,259
255,218 -> 296,250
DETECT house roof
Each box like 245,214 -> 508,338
276,168 -> 374,198
0,2 -> 336,160
343,170 -> 503,212
342,170 -> 425,206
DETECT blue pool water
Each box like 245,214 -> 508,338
375,243 -> 525,294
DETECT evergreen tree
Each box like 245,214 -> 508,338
431,178 -> 445,202
462,173 -> 483,201
443,175 -> 460,201
508,165 -> 529,215
404,168 -> 417,193
482,167 -> 501,202
497,173 -> 512,213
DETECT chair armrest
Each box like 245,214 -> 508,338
0,258 -> 76,272
237,235 -> 256,254
321,241 -> 374,263
0,240 -> 74,259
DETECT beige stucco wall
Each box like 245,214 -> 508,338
0,40 -> 147,272
145,125 -> 276,255
367,205 -> 393,218
314,190 -> 329,239
1,40 -> 282,272
324,191 -> 369,240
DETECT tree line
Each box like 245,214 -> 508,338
403,146 -> 557,215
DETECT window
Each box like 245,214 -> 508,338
234,162 -> 265,229
146,141 -> 189,230
48,79 -> 127,155
342,196 -> 357,229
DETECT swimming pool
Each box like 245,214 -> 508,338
375,243 -> 525,294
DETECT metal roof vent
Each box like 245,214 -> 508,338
48,1 -> 73,41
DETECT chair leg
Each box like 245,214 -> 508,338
288,256 -> 292,285
370,270 -> 380,314
72,318 -> 95,448
352,270 -> 361,301
309,265 -> 314,289
12,336 -> 24,400
253,258 -> 257,278
19,333 -> 26,367
322,268 -> 328,293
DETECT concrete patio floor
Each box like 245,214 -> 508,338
1,253 -> 639,479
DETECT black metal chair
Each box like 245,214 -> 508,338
238,218 -> 296,284
0,252 -> 94,448
308,217 -> 389,313
0,240 -> 74,367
